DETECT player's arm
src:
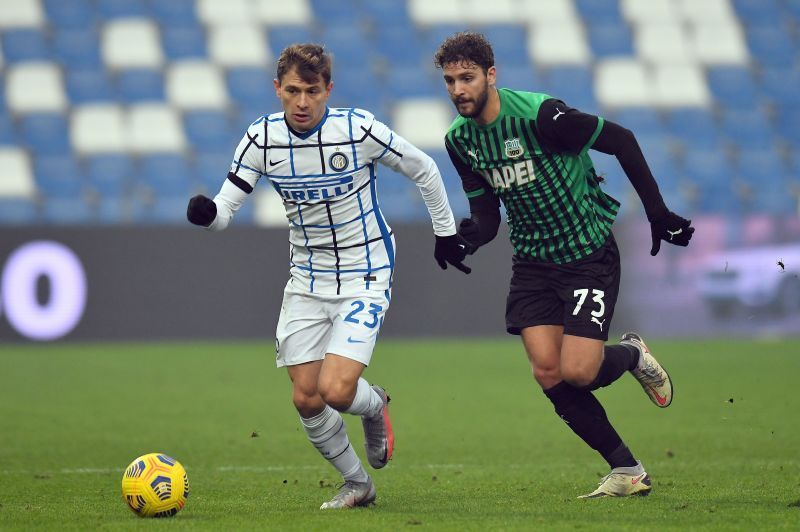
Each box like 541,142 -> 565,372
187,125 -> 264,231
445,138 -> 501,251
365,118 -> 471,274
536,98 -> 694,256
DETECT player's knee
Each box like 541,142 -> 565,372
533,364 -> 561,389
560,362 -> 595,388
292,389 -> 324,418
318,380 -> 356,411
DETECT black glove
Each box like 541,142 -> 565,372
649,210 -> 694,256
187,194 -> 217,227
457,218 -> 479,254
434,234 -> 471,274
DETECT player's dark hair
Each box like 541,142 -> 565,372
434,32 -> 495,72
276,44 -> 332,85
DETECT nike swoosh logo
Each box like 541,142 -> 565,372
347,336 -> 366,344
269,159 -> 286,166
631,473 -> 646,485
653,389 -> 668,405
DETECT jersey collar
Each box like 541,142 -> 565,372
285,107 -> 329,140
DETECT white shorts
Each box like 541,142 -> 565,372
275,282 -> 391,368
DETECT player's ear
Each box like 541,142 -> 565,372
487,66 -> 497,87
273,78 -> 281,96
326,80 -> 333,96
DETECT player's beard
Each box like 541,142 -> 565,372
453,80 -> 490,119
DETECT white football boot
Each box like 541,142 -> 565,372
578,461 -> 652,499
319,477 -> 377,509
361,385 -> 394,469
621,332 -> 673,408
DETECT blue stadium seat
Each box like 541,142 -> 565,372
683,148 -> 736,189
43,0 -> 97,29
42,197 -> 94,224
162,27 -> 208,60
736,147 -> 788,181
607,108 -> 665,134
574,0 -> 625,25
540,67 -> 598,113
732,0 -> 784,27
227,68 -> 271,113
97,0 -> 148,19
151,0 -> 198,28
183,110 -> 237,152
65,69 -> 117,104
482,25 -> 531,69
54,30 -> 103,70
760,68 -> 800,107
499,66 -> 542,92
139,154 -> 195,195
385,67 -> 441,99
319,27 -> 373,69
86,154 -> 134,196
116,69 -> 165,102
268,27 -> 316,56
720,109 -> 777,150
422,24 -> 466,53
309,0 -> 364,25
194,151 -> 233,194
0,199 -> 38,224
362,0 -> 413,29
745,26 -> 797,68
775,108 -> 800,148
329,67 -> 385,113
665,108 -> 722,150
34,155 -> 87,199
0,112 -> 18,146
587,23 -> 634,59
706,66 -> 759,110
374,26 -> 425,68
787,0 -> 800,19
19,114 -> 72,156
1,29 -> 52,63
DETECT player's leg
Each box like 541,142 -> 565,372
276,286 -> 372,509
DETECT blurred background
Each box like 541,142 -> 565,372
1,0 -> 799,342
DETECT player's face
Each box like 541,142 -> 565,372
274,67 -> 333,132
442,62 -> 496,119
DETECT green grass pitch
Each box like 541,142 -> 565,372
1,338 -> 799,530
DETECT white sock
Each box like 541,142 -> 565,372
344,378 -> 383,418
301,405 -> 368,482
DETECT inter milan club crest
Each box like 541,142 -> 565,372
504,138 -> 523,159
329,151 -> 349,172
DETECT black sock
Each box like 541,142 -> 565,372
582,344 -> 639,391
543,381 -> 637,469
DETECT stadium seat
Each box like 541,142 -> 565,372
267,26 -> 316,56
43,0 -> 96,29
70,104 -> 127,154
226,67 -> 271,114
386,66 -> 441,99
86,153 -> 134,197
0,0 -> 45,29
128,104 -> 187,153
408,0 -> 463,25
34,155 -> 86,199
775,108 -> 800,148
392,98 -> 453,150
166,61 -> 229,110
675,0 -> 738,24
540,66 -> 598,112
587,23 -> 634,59
0,147 -> 35,198
195,0 -> 251,25
652,64 -> 711,108
0,111 -> 17,146
606,108 -> 665,134
462,0 -> 517,25
5,63 -> 68,113
208,24 -> 271,67
574,0 -> 625,26
183,110 -> 237,153
42,197 -> 95,223
620,0 -> 678,24
116,68 -> 165,102
361,0 -> 413,28
194,150 -> 233,193
19,113 -> 72,156
720,109 -> 777,150
319,26 -> 373,70
97,0 -> 148,20
54,29 -> 104,70
139,153 -> 194,195
482,25 -> 530,69
518,0 -> 577,23
665,107 -> 722,150
499,66 -> 541,93
374,25 -> 426,68
527,21 -> 591,66
162,27 -> 208,61
101,18 -> 164,69
706,66 -> 759,110
255,0 -> 312,26
760,68 -> 800,107
595,59 -> 653,107
309,0 -> 364,25
151,0 -> 198,28
65,68 -> 117,104
634,22 -> 692,64
1,28 -> 52,63
0,198 -> 38,224
746,25 -> 797,68
731,0 -> 783,27
690,22 -> 749,66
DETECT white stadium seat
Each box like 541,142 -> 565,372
166,61 -> 229,110
255,0 -> 312,25
392,99 -> 453,150
71,104 -> 127,153
128,104 -> 187,153
462,0 -> 516,24
196,0 -> 252,25
652,63 -> 711,107
518,0 -> 578,23
408,0 -> 463,24
595,58 -> 653,107
209,25 -> 271,67
0,148 -> 35,198
675,0 -> 737,24
634,23 -> 692,64
620,0 -> 677,24
5,62 -> 67,113
0,0 -> 44,29
691,23 -> 749,65
102,18 -> 164,69
527,22 -> 590,66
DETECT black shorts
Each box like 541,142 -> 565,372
506,235 -> 621,341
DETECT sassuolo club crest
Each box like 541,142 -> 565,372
504,138 -> 523,159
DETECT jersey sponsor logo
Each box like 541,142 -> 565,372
275,176 -> 354,201
504,137 -> 524,159
478,159 -> 537,190
329,152 -> 349,172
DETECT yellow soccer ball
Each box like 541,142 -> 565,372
121,453 -> 189,517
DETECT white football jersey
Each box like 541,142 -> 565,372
208,107 -> 457,295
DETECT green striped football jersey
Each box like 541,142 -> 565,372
445,89 -> 620,264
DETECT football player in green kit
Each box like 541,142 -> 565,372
435,32 -> 694,498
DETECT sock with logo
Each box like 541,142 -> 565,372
543,381 -> 638,469
301,405 -> 369,482
581,344 -> 640,391
344,378 -> 383,418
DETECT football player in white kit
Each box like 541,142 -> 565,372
187,44 -> 470,509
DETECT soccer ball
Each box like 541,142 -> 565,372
121,453 -> 189,517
